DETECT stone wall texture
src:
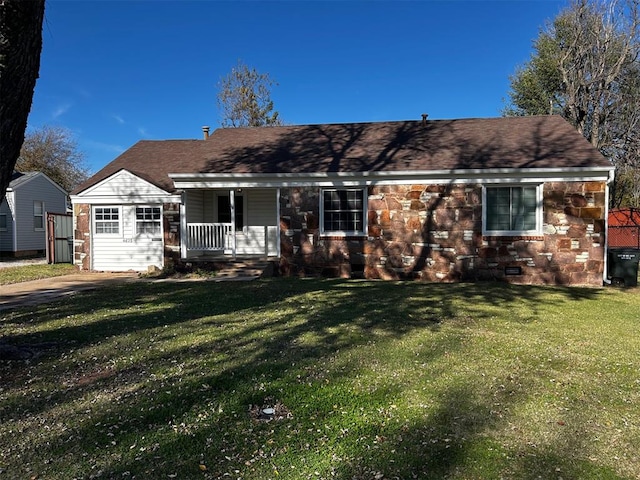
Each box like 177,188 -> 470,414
163,202 -> 181,268
279,182 -> 607,286
73,203 -> 91,270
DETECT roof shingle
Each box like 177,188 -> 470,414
73,116 -> 612,195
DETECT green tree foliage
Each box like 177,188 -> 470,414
504,0 -> 640,207
0,0 -> 45,203
217,60 -> 283,128
17,126 -> 90,192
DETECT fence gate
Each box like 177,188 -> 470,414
46,212 -> 73,264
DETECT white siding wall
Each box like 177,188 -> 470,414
14,176 -> 67,251
92,205 -> 164,271
237,189 -> 278,256
184,191 -> 207,259
186,190 -> 205,223
73,170 -> 178,271
203,191 -> 215,220
86,170 -> 167,198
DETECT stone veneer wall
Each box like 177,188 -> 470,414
162,203 -> 181,269
279,181 -> 607,286
73,202 -> 182,271
73,203 -> 91,270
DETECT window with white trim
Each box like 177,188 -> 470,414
33,201 -> 44,230
94,207 -> 120,234
321,188 -> 366,235
483,185 -> 542,235
135,206 -> 162,235
0,213 -> 7,231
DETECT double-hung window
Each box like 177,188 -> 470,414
94,207 -> 120,235
483,185 -> 542,235
0,213 -> 7,231
33,201 -> 44,230
321,188 -> 366,235
135,206 -> 161,235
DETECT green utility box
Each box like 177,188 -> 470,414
608,248 -> 640,287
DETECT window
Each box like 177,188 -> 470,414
33,201 -> 44,230
0,213 -> 7,231
136,206 -> 161,235
483,185 -> 541,235
321,189 -> 366,235
94,207 -> 120,234
218,195 -> 244,231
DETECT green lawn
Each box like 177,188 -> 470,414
0,263 -> 77,285
1,278 -> 639,479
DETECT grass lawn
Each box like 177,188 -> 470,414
0,263 -> 77,285
1,278 -> 639,479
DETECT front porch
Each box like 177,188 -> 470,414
180,188 -> 279,260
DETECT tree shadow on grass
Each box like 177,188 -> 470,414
0,278 -> 614,479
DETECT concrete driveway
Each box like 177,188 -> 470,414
0,272 -> 139,311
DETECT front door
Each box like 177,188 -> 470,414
217,193 -> 244,232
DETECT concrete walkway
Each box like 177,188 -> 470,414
0,266 -> 266,312
0,272 -> 139,311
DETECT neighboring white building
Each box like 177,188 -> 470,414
1,172 -> 68,258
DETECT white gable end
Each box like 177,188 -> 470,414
72,170 -> 180,204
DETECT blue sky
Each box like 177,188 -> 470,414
27,0 -> 567,173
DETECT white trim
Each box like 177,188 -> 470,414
93,206 -> 122,236
180,193 -> 187,259
72,169 -> 176,202
71,194 -> 181,205
134,205 -> 162,236
320,187 -> 367,236
276,188 -> 281,258
33,200 -> 45,232
170,166 -> 614,189
482,184 -> 544,237
230,189 -> 236,259
216,191 -> 247,234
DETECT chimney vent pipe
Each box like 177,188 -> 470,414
421,114 -> 428,125
202,126 -> 210,139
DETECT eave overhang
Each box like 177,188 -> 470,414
170,166 -> 615,189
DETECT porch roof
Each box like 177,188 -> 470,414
73,115 -> 613,195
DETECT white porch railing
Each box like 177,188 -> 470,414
186,223 -> 233,251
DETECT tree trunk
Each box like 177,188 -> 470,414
0,0 -> 45,204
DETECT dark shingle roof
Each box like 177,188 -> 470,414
8,171 -> 39,189
73,116 -> 612,195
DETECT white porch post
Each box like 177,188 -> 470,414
180,192 -> 187,259
230,189 -> 236,259
276,188 -> 281,258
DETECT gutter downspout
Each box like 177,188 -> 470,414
603,168 -> 615,285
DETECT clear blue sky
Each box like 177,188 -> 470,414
27,0 -> 567,173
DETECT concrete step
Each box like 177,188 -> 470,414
213,260 -> 273,280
